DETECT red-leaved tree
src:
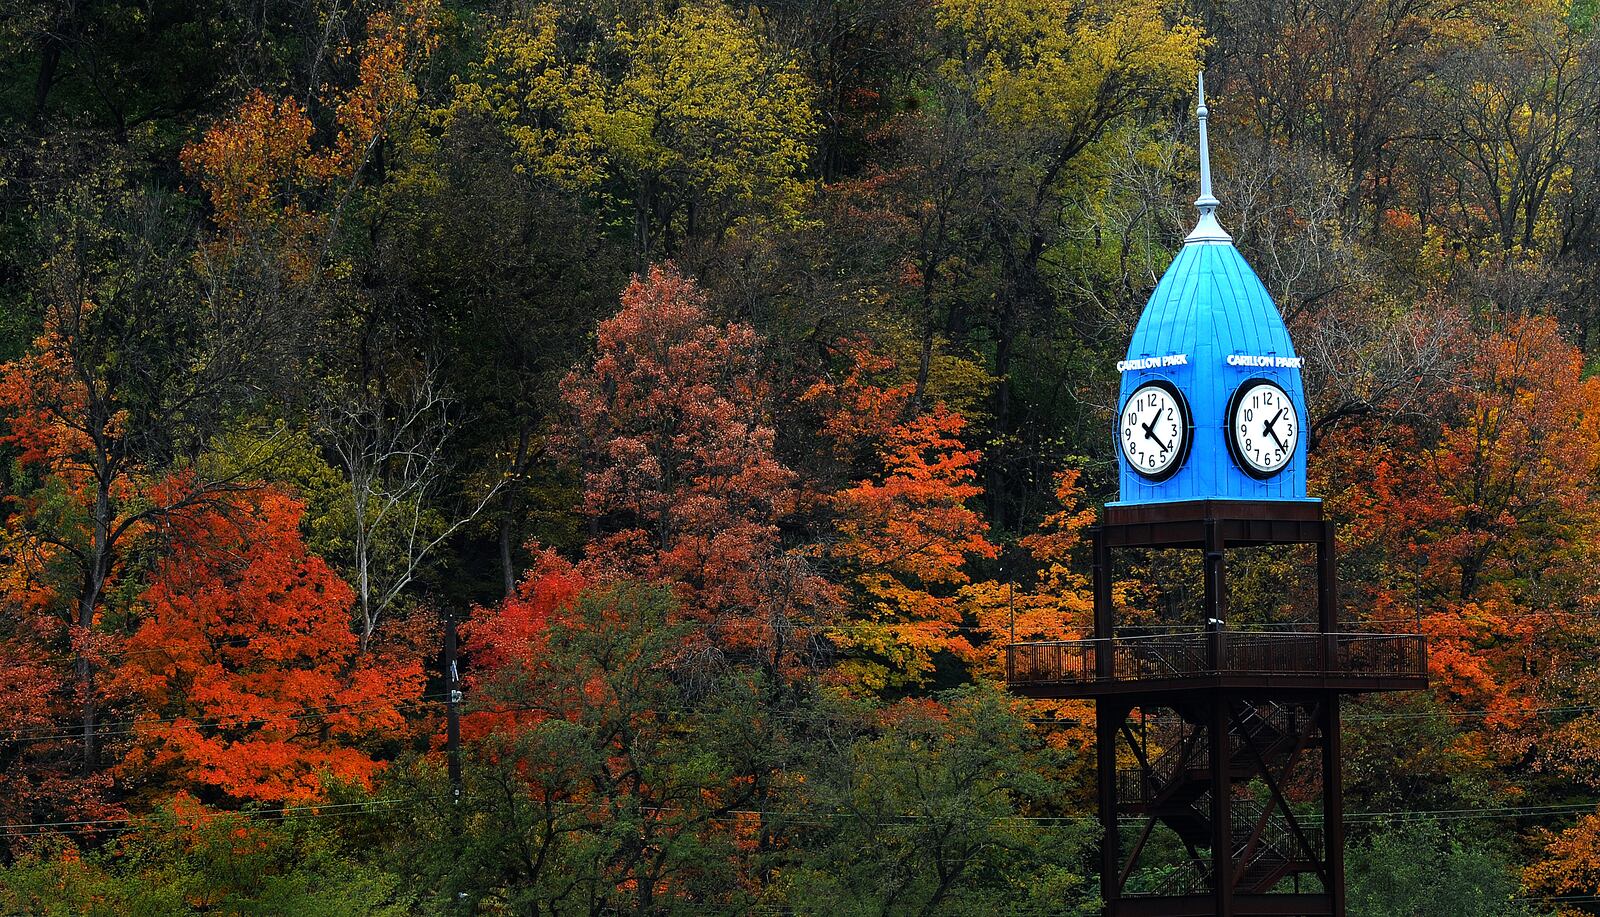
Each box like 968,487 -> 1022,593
115,480 -> 424,804
556,265 -> 832,673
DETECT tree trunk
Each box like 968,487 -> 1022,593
634,176 -> 653,271
78,481 -> 114,775
988,310 -> 1015,531
32,32 -> 61,125
500,509 -> 517,597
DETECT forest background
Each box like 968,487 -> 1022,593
3,0 -> 1600,913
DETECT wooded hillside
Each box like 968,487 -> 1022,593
2,1 -> 1600,913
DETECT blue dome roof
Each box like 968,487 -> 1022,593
1113,239 -> 1311,504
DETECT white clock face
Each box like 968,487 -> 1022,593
1228,379 -> 1299,478
1120,382 -> 1190,481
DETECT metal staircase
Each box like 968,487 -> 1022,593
1120,702 -> 1326,897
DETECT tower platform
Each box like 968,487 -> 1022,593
1007,629 -> 1427,699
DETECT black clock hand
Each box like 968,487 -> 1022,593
1141,418 -> 1170,453
1261,408 -> 1287,450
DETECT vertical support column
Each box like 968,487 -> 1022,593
1318,519 -> 1339,630
1210,694 -> 1234,916
1098,702 -> 1121,913
1093,524 -> 1113,678
1093,521 -> 1118,914
1319,519 -> 1340,677
1204,520 -> 1228,669
1322,698 -> 1346,916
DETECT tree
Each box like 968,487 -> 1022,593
1348,821 -> 1541,917
771,685 -> 1098,915
926,0 -> 1200,527
451,2 -> 817,266
800,344 -> 998,688
1429,5 -> 1600,260
964,468 -> 1097,678
610,2 -> 817,262
181,0 -> 442,251
453,547 -> 590,738
182,0 -> 493,655
316,364 -> 501,653
0,303 -> 146,786
1210,0 -> 1482,222
1316,315 -> 1600,771
556,265 -> 830,673
0,797 -> 412,915
115,481 -> 424,804
1526,806 -> 1600,908
385,50 -> 623,593
406,580 -> 776,914
0,165 -> 279,813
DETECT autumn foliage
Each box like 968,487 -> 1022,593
553,268 -> 1004,686
116,481 -> 423,804
556,264 -> 830,670
12,0 -> 1600,909
800,344 -> 998,687
1320,317 -> 1600,731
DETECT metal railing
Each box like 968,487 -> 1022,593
1007,631 -> 1426,686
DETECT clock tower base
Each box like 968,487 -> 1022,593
1006,501 -> 1426,917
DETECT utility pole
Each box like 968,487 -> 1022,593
444,611 -> 462,805
1008,574 -> 1015,644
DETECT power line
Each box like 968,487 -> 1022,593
10,688 -> 1594,753
7,782 -> 1599,838
2,693 -> 451,746
1344,702 -> 1600,722
0,798 -> 419,840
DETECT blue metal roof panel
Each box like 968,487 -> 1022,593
1114,241 -> 1313,505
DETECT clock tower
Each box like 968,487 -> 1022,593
1006,74 -> 1428,917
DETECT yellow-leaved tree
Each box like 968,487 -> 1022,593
936,0 -> 1203,148
447,2 -> 816,264
905,0 -> 1203,529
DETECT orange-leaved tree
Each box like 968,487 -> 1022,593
799,341 -> 997,690
115,479 -> 424,804
1316,315 -> 1600,768
954,468 -> 1098,757
0,301 -> 156,829
962,468 -> 1097,680
180,0 -> 442,312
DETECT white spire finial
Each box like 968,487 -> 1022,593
1186,70 -> 1232,244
